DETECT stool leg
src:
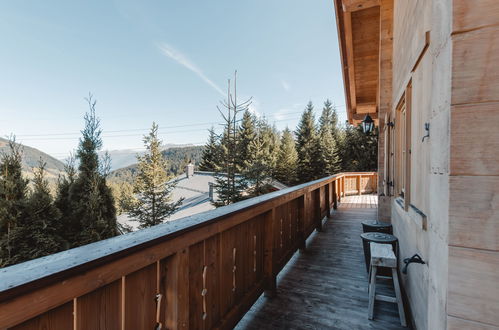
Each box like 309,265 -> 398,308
391,268 -> 407,327
368,266 -> 377,320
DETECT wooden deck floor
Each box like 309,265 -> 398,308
235,196 -> 407,330
338,194 -> 378,209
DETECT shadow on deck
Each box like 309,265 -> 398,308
236,195 -> 407,330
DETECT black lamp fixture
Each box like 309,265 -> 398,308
362,114 -> 375,133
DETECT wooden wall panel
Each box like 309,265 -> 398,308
11,302 -> 73,330
449,176 -> 499,251
392,0 -> 429,104
124,263 -> 157,329
452,26 -> 499,105
450,102 -> 499,176
76,280 -> 121,330
453,0 -> 499,33
448,247 -> 499,326
448,316 -> 499,330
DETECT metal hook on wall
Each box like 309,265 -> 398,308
422,123 -> 430,142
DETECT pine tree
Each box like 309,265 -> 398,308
237,110 -> 257,172
295,102 -> 318,183
275,128 -> 298,185
257,120 -> 280,178
0,138 -> 28,266
316,101 -> 341,177
59,95 -> 118,247
199,128 -> 220,171
8,161 -> 63,265
127,123 -> 183,228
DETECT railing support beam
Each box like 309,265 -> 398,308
263,209 -> 276,297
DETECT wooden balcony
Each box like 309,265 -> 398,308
0,172 -> 383,330
236,195 -> 404,329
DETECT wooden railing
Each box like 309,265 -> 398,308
0,172 -> 377,330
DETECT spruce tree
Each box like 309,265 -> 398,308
0,138 -> 28,266
275,128 -> 298,185
8,161 -> 63,265
243,121 -> 275,197
127,123 -> 183,228
213,72 -> 250,206
316,101 -> 341,177
237,110 -> 257,172
341,125 -> 378,171
199,127 -> 220,172
59,95 -> 118,247
295,102 -> 318,183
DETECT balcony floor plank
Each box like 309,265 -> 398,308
236,197 -> 407,329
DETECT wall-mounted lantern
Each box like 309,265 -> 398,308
362,114 -> 375,133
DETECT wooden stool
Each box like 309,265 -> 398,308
368,243 -> 406,327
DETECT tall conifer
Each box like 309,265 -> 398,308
0,138 -> 28,266
59,95 -> 118,247
295,102 -> 318,183
275,128 -> 298,185
9,161 -> 63,265
199,127 -> 220,172
127,123 -> 183,228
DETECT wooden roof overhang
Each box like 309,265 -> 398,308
334,0 -> 381,125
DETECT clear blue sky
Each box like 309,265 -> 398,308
0,0 -> 346,159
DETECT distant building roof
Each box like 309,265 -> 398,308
118,170 -> 288,231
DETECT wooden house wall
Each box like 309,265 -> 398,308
447,1 -> 499,328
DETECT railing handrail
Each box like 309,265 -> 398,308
0,171 -> 377,328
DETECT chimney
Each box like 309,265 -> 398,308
185,162 -> 195,178
209,182 -> 214,202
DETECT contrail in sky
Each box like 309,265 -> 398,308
157,42 -> 225,96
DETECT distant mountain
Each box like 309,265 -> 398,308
101,143 -> 197,171
0,137 -> 66,182
109,145 -> 204,183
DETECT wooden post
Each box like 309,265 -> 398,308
315,189 -> 323,232
357,175 -> 362,195
263,209 -> 276,297
326,183 -> 331,218
333,180 -> 338,210
298,195 -> 306,251
341,176 -> 345,198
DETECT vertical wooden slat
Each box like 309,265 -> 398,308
298,195 -> 306,251
11,302 -> 74,330
76,280 -> 121,330
124,263 -> 157,329
189,241 -> 204,330
263,209 -> 276,297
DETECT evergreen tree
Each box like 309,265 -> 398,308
295,102 -> 318,183
341,125 -> 378,171
275,128 -> 298,185
59,95 -> 118,247
54,154 -> 77,249
213,72 -> 250,206
237,110 -> 257,172
127,123 -> 183,228
8,161 -> 63,265
242,120 -> 276,197
316,101 -> 341,177
199,128 -> 220,172
0,138 -> 28,266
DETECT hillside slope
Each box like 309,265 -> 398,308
0,137 -> 66,181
